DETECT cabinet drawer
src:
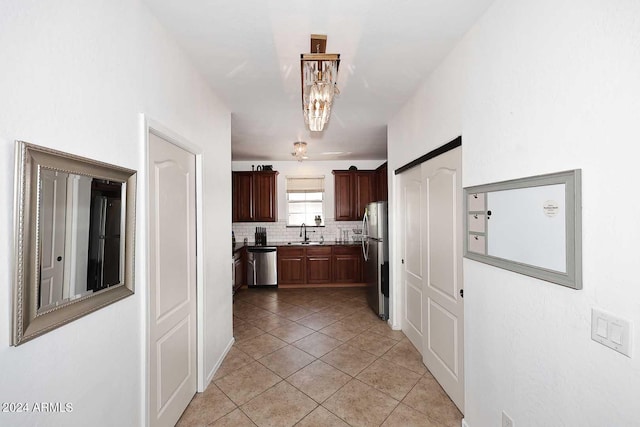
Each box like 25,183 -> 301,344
306,246 -> 332,256
332,245 -> 361,255
468,214 -> 486,233
277,246 -> 305,256
468,234 -> 486,254
467,192 -> 485,212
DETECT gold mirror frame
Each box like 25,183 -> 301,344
13,141 -> 137,345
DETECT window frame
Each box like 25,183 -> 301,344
285,176 -> 325,227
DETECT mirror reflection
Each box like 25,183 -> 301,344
38,169 -> 125,312
13,140 -> 136,346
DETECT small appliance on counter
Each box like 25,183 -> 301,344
255,227 -> 267,245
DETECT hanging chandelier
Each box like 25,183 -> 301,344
301,35 -> 340,132
291,141 -> 308,161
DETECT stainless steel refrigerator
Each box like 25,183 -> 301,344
362,201 -> 389,320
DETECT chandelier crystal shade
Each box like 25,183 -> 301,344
291,141 -> 308,161
301,35 -> 340,132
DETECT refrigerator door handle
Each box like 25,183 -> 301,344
362,208 -> 369,260
362,238 -> 369,261
362,207 -> 369,239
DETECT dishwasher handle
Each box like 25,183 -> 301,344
247,247 -> 277,253
247,256 -> 257,287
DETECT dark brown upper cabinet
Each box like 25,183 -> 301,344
375,162 -> 388,202
232,171 -> 278,222
333,171 -> 354,221
332,170 -> 376,221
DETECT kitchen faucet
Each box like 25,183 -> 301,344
300,223 -> 309,242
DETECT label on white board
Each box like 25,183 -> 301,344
543,200 -> 559,218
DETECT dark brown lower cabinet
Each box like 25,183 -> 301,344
277,246 -> 306,285
332,245 -> 362,283
306,246 -> 332,284
277,244 -> 363,286
233,248 -> 245,292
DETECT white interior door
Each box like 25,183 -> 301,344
399,166 -> 425,350
421,146 -> 464,411
149,132 -> 197,427
39,170 -> 68,309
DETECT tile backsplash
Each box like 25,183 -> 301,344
233,219 -> 363,244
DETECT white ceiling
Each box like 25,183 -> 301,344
144,0 -> 494,161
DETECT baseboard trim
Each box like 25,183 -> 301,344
278,282 -> 366,289
462,418 -> 470,427
388,318 -> 402,330
204,336 -> 235,390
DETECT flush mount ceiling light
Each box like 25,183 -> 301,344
301,34 -> 340,132
291,141 -> 308,161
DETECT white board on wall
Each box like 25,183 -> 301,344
464,169 -> 582,290
487,184 -> 566,272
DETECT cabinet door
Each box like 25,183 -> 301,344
354,172 -> 376,220
277,247 -> 305,284
332,246 -> 363,283
333,172 -> 353,221
306,247 -> 332,284
376,163 -> 388,202
254,172 -> 278,222
233,172 -> 253,222
233,250 -> 245,291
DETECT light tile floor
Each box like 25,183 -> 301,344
177,287 -> 462,427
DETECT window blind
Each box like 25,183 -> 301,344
286,177 -> 325,193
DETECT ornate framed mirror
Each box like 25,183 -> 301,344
13,141 -> 137,345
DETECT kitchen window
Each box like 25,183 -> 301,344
286,176 -> 325,226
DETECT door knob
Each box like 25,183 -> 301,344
57,256 -> 62,262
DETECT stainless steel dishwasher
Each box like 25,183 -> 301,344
247,246 -> 278,287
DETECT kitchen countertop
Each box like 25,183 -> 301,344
234,240 -> 362,254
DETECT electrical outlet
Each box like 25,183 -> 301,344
502,411 -> 514,427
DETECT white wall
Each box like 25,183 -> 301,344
0,1 -> 231,426
232,160 -> 383,243
388,0 -> 640,426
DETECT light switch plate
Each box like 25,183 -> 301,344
591,308 -> 632,357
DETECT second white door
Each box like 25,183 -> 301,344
148,132 -> 197,427
421,146 -> 464,411
400,166 -> 425,350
